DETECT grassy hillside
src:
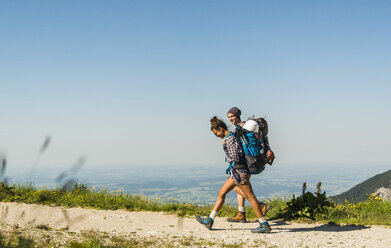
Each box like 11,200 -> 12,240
331,169 -> 391,203
0,182 -> 286,220
1,181 -> 391,227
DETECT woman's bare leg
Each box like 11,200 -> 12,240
212,177 -> 236,212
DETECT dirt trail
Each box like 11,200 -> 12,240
1,202 -> 390,247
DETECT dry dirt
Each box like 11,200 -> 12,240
1,202 -> 391,247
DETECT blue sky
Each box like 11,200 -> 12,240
0,1 -> 390,170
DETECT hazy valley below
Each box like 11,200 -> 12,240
5,164 -> 390,204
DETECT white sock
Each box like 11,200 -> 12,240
210,210 -> 218,220
238,206 -> 245,213
258,217 -> 267,223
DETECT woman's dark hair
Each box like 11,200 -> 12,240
210,116 -> 228,131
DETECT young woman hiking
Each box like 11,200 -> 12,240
226,107 -> 270,223
195,116 -> 271,233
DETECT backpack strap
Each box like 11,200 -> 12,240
224,132 -> 236,140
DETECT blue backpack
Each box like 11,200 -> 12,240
234,126 -> 267,174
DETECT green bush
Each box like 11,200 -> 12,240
0,182 -> 15,201
284,183 -> 334,220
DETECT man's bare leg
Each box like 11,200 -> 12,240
234,186 -> 269,216
235,187 -> 246,211
226,187 -> 247,222
238,183 -> 272,233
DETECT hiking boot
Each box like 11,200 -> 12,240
251,221 -> 272,233
196,216 -> 214,230
227,211 -> 246,223
259,202 -> 270,216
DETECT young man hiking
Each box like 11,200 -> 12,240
226,106 -> 270,223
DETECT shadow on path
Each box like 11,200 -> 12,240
275,223 -> 370,233
212,228 -> 254,231
272,220 -> 290,226
211,221 -> 370,233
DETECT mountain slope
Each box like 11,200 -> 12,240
331,169 -> 391,203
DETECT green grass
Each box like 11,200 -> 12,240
322,194 -> 391,225
0,232 -> 175,248
0,230 -> 245,248
0,181 -> 285,220
67,236 -> 133,248
1,182 -> 391,226
0,233 -> 36,248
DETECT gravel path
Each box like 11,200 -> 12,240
1,202 -> 390,247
